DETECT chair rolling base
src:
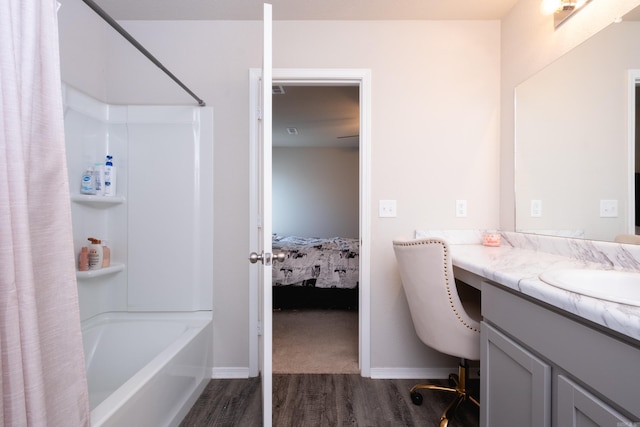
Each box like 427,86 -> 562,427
409,360 -> 480,427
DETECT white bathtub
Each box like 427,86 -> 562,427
82,311 -> 212,427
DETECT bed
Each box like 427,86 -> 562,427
272,234 -> 359,310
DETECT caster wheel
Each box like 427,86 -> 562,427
410,391 -> 423,406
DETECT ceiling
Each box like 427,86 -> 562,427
94,0 -> 520,21
273,85 -> 360,148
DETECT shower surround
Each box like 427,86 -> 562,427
63,84 -> 214,426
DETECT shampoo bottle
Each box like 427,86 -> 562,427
80,166 -> 96,195
87,238 -> 103,270
103,155 -> 117,197
78,247 -> 89,271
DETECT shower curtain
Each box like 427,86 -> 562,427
0,0 -> 90,425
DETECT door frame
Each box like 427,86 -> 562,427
249,68 -> 372,377
627,70 -> 640,235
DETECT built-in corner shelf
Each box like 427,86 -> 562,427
76,263 -> 125,280
71,194 -> 125,208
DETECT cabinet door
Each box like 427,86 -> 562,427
481,321 -> 551,427
557,375 -> 632,426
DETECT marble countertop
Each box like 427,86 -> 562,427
450,244 -> 640,344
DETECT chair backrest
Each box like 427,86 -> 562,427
393,237 -> 480,360
614,234 -> 640,245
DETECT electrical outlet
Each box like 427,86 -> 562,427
379,200 -> 397,218
600,199 -> 618,218
531,200 -> 542,217
455,200 -> 467,218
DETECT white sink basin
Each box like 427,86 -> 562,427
539,268 -> 640,307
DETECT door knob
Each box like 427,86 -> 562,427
249,251 -> 285,265
249,252 -> 265,264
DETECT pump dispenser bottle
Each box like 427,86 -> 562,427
88,238 -> 103,270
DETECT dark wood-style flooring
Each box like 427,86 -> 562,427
180,374 -> 479,426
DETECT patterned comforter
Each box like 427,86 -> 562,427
272,235 -> 359,289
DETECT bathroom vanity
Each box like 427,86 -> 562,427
449,234 -> 640,426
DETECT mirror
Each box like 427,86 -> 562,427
515,7 -> 640,242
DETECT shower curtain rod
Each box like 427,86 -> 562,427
81,0 -> 206,107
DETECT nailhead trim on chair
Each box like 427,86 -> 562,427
396,239 -> 480,334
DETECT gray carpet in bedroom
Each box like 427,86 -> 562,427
272,309 -> 359,374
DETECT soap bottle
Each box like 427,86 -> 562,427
102,241 -> 111,268
78,246 -> 89,271
87,238 -> 103,270
93,162 -> 105,196
80,166 -> 96,195
103,155 -> 117,197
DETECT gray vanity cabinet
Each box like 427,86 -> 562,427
480,282 -> 639,427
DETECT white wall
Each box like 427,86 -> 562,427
57,0 -> 109,100
273,147 -> 359,239
58,1 -> 501,372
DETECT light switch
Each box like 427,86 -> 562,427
379,200 -> 397,218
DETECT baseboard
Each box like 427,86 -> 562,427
211,367 -> 251,379
370,365 -> 481,380
211,366 -> 479,380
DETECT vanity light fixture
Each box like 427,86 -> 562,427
542,0 -> 592,28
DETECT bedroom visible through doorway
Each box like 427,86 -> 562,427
271,85 -> 360,374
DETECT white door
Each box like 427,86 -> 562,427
248,4 -> 273,427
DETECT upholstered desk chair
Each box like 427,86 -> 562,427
614,234 -> 640,244
393,238 -> 481,427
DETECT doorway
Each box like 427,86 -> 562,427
248,68 -> 372,378
272,84 -> 360,373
